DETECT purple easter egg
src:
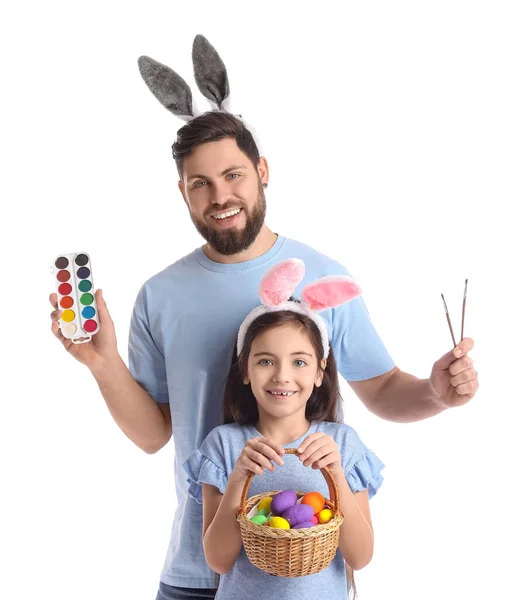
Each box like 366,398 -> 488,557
270,490 -> 297,516
282,503 -> 314,527
293,521 -> 315,529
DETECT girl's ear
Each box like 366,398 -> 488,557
315,358 -> 327,387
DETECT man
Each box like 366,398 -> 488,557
50,111 -> 478,600
49,38 -> 478,600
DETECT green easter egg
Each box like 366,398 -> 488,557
257,509 -> 269,517
250,515 -> 267,525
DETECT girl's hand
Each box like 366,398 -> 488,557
230,437 -> 285,484
296,433 -> 342,477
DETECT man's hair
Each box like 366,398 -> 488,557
172,112 -> 260,178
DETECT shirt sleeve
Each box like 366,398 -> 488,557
341,426 -> 385,500
128,286 -> 169,404
330,266 -> 395,381
182,429 -> 229,504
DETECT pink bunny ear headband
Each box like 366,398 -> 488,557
236,259 -> 363,359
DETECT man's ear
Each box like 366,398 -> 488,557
257,156 -> 269,187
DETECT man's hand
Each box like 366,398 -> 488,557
50,288 -> 119,372
429,338 -> 479,408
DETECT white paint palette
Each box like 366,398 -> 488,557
52,252 -> 99,344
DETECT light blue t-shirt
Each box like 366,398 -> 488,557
128,235 -> 394,588
183,420 -> 384,600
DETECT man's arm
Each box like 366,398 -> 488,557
349,367 -> 446,423
349,338 -> 478,423
92,356 -> 172,453
50,289 -> 172,454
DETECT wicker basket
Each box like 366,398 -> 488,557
236,448 -> 344,577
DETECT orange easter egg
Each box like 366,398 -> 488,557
301,491 -> 325,515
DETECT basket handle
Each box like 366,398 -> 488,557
237,448 -> 341,516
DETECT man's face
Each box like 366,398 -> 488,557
179,138 -> 267,255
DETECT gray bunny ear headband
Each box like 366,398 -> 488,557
138,34 -> 231,123
138,34 -> 261,154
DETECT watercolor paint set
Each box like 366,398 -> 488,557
52,252 -> 99,344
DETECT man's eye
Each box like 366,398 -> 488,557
194,181 -> 207,188
227,173 -> 239,180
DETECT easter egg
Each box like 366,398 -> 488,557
301,491 -> 325,515
270,490 -> 297,516
282,503 -> 314,527
310,515 -> 319,525
250,515 -> 267,525
269,516 -> 290,529
258,497 -> 272,512
257,509 -> 269,517
318,508 -> 333,524
293,521 -> 315,529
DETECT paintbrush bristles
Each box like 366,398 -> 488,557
461,279 -> 468,342
441,280 -> 468,348
441,293 -> 449,313
441,293 -> 457,347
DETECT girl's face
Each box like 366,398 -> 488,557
244,324 -> 326,420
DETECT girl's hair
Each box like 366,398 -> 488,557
221,306 -> 357,597
222,306 -> 342,425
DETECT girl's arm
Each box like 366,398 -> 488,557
201,436 -> 285,575
297,432 -> 375,571
201,475 -> 246,575
333,472 -> 374,570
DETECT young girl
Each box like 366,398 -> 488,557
183,259 -> 385,600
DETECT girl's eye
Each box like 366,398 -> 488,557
294,359 -> 306,367
258,359 -> 273,366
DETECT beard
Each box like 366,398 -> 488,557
190,182 -> 266,256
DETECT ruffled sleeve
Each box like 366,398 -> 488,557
183,448 -> 228,504
345,449 -> 385,500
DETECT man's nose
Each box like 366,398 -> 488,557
209,180 -> 233,205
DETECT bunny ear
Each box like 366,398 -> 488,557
260,259 -> 305,306
138,56 -> 196,122
192,35 -> 230,110
301,276 -> 362,312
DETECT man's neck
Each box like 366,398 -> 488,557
202,226 -> 278,264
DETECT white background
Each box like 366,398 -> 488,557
1,1 -> 519,599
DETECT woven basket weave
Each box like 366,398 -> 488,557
236,448 -> 344,577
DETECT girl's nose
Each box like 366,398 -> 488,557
272,365 -> 290,383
